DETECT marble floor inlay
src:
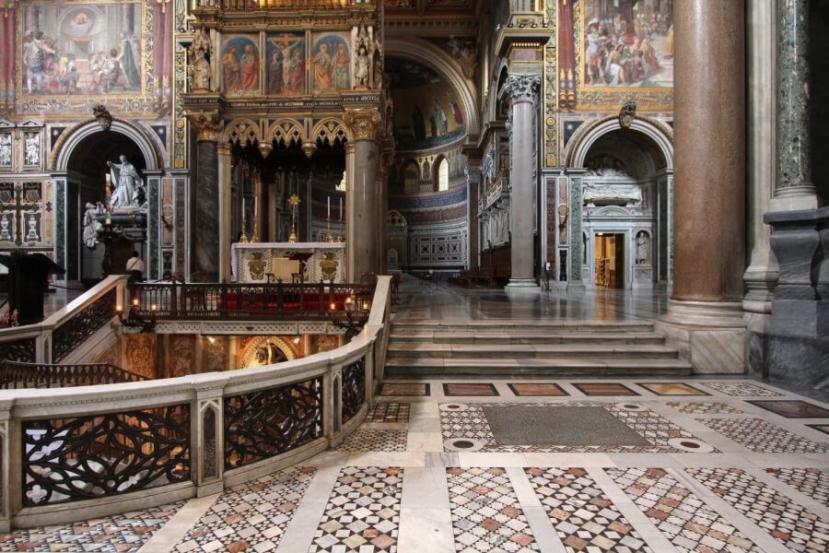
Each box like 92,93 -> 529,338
687,467 -> 829,552
746,400 -> 829,419
525,467 -> 651,552
309,466 -> 403,553
174,467 -> 316,553
447,467 -> 538,552
607,467 -> 762,552
5,280 -> 829,553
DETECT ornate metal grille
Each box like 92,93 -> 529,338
224,378 -> 322,470
0,360 -> 147,389
52,290 -> 117,362
0,337 -> 35,363
22,404 -> 190,506
341,358 -> 366,424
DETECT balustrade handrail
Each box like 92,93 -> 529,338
0,275 -> 393,532
0,360 -> 147,389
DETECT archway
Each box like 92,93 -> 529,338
573,125 -> 672,289
50,119 -> 160,285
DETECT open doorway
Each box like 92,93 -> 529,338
594,233 -> 624,288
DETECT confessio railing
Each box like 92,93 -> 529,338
0,274 -> 392,531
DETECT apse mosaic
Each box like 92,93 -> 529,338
387,57 -> 467,151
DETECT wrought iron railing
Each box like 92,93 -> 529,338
128,280 -> 375,321
0,275 -> 393,530
0,360 -> 147,389
22,405 -> 190,506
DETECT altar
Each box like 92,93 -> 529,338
231,242 -> 346,283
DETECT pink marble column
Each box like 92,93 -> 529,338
672,0 -> 746,303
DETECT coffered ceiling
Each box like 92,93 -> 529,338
382,0 -> 486,37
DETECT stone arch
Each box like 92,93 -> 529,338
310,118 -> 351,146
223,118 -> 262,146
565,114 -> 674,171
50,118 -> 162,172
240,336 -> 297,368
265,118 -> 306,147
385,38 -> 479,138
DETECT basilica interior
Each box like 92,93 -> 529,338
0,0 -> 828,548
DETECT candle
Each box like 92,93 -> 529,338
327,196 -> 330,218
254,196 -> 258,216
242,197 -> 245,215
339,197 -> 342,221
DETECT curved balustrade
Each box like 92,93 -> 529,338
0,276 -> 392,531
0,360 -> 147,389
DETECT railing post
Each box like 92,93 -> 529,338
193,380 -> 228,497
221,281 -> 229,320
0,400 -> 17,532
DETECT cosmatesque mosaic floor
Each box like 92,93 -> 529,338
3,377 -> 829,553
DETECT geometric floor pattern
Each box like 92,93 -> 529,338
308,466 -> 403,553
447,467 -> 538,551
4,377 -> 829,553
174,467 -> 316,553
525,467 -> 651,552
686,467 -> 829,552
0,502 -> 185,553
607,467 -> 762,552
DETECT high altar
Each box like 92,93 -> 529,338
231,242 -> 346,284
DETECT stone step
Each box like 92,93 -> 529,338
389,320 -> 656,334
386,342 -> 681,359
389,330 -> 666,345
383,357 -> 694,378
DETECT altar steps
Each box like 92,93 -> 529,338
383,320 -> 693,378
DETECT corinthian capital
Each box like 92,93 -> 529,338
504,74 -> 541,103
186,112 -> 224,142
343,108 -> 383,141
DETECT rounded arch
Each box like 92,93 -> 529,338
310,117 -> 351,146
240,336 -> 297,368
385,37 -> 480,138
223,117 -> 262,145
264,118 -> 306,147
565,115 -> 674,171
50,118 -> 162,172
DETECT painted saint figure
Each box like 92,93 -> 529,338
313,43 -> 333,92
222,44 -> 241,93
240,43 -> 259,93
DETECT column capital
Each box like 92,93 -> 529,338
343,108 -> 383,141
186,111 -> 224,142
504,74 -> 541,103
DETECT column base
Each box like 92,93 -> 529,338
505,278 -> 539,293
654,299 -> 747,374
769,191 -> 822,212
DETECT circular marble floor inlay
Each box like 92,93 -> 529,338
668,437 -> 714,453
443,437 -> 485,451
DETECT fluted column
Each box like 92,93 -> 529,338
343,108 -> 382,279
504,74 -> 541,290
658,0 -> 747,374
770,0 -> 820,211
188,113 -> 224,281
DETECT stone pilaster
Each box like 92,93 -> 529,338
657,0 -> 747,374
503,74 -> 541,291
343,108 -> 382,279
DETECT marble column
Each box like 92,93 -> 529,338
770,0 -> 820,211
343,108 -> 382,280
504,74 -> 541,291
466,154 -> 482,271
188,113 -> 224,281
743,0 -> 779,377
218,142 -> 232,283
657,0 -> 747,374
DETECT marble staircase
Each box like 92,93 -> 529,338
383,320 -> 694,378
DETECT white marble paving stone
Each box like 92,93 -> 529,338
397,507 -> 456,553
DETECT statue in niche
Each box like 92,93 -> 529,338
189,28 -> 211,91
636,231 -> 650,264
108,155 -> 146,209
584,154 -> 629,177
82,201 -> 105,248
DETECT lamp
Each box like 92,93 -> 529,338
330,295 -> 369,334
116,300 -> 157,333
